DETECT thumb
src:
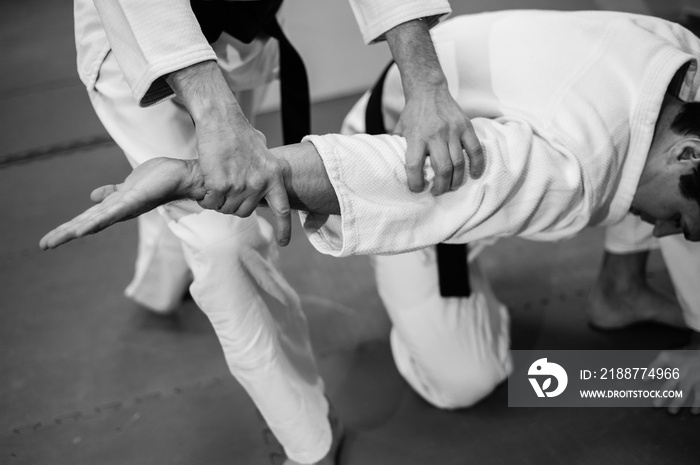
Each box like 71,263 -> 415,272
90,184 -> 120,203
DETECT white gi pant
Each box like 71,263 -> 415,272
605,215 -> 700,331
373,211 -> 700,412
88,35 -> 329,463
373,248 -> 511,408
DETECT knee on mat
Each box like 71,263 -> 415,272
428,357 -> 507,410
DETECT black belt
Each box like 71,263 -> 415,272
365,63 -> 471,297
190,0 -> 310,144
262,18 -> 310,144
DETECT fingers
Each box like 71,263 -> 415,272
431,125 -> 482,194
212,189 -> 246,216
404,138 -> 428,193
405,128 -> 481,196
41,186 -> 119,249
665,389 -> 686,414
202,183 -> 291,247
461,124 -> 484,179
648,352 -> 671,372
448,138 -> 466,191
264,182 -> 292,246
40,203 -> 110,250
235,196 -> 264,219
90,184 -> 120,203
40,189 -> 139,250
40,222 -> 75,250
199,189 -> 227,212
428,141 -> 452,196
655,378 -> 683,413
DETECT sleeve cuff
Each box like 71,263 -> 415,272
351,2 -> 451,44
297,134 -> 357,257
135,47 -> 217,107
298,133 -> 437,258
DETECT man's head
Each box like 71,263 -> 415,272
632,95 -> 700,241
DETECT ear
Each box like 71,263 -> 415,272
674,138 -> 700,166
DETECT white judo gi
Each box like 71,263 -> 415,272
299,10 -> 700,407
73,0 -> 451,462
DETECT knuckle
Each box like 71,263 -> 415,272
204,178 -> 228,193
426,133 -> 443,144
227,183 -> 245,195
406,162 -> 424,172
274,204 -> 291,217
249,176 -> 267,192
435,165 -> 453,177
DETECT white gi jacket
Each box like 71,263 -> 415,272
299,10 -> 700,257
73,0 -> 451,106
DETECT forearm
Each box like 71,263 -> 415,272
297,121 -> 586,257
385,19 -> 448,97
165,60 -> 245,127
274,143 -> 341,215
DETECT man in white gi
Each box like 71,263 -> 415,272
56,9 -> 700,423
73,0 -> 485,463
340,10 -> 700,412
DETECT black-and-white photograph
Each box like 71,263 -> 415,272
2,0 -> 699,463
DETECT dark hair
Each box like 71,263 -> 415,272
671,102 -> 700,208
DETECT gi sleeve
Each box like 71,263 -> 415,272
347,0 -> 451,44
299,118 -> 589,257
93,0 -> 216,106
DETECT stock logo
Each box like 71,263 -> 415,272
528,358 -> 568,398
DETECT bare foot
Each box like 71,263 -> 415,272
284,402 -> 345,465
587,282 -> 686,329
586,251 -> 687,330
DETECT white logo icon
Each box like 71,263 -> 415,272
528,358 -> 568,398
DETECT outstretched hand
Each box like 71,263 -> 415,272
39,158 -> 202,250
